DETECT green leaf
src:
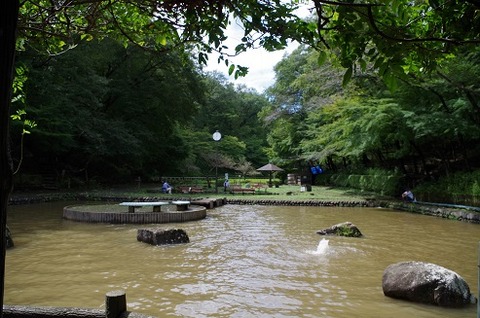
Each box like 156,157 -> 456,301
359,59 -> 367,72
342,67 -> 353,87
80,34 -> 93,42
383,70 -> 398,91
228,64 -> 235,76
317,51 -> 327,66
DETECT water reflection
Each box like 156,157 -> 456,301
5,202 -> 479,317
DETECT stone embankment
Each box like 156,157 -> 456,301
378,201 -> 480,224
225,198 -> 480,224
225,198 -> 374,207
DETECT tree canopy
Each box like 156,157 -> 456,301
15,1 -> 480,81
264,44 -> 480,184
10,38 -> 271,186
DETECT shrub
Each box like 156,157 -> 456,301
327,168 -> 402,196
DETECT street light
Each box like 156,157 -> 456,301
212,130 -> 221,193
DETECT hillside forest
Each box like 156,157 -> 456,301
10,38 -> 480,201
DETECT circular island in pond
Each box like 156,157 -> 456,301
63,201 -> 207,224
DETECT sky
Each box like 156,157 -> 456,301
204,38 -> 299,93
204,5 -> 310,93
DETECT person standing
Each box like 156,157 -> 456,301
223,179 -> 230,193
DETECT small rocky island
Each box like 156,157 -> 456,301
316,221 -> 363,237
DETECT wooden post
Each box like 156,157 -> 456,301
105,290 -> 127,318
478,241 -> 479,318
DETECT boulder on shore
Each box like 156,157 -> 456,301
382,261 -> 476,307
316,221 -> 363,237
137,228 -> 189,245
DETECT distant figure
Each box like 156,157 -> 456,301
310,163 -> 323,185
402,190 -> 416,202
223,179 -> 230,193
162,180 -> 172,194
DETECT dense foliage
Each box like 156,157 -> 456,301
7,0 -> 480,188
263,45 -> 480,194
11,39 -> 270,187
9,2 -> 480,192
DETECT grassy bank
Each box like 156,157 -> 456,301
10,184 -> 383,204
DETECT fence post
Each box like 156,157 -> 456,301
105,290 -> 127,318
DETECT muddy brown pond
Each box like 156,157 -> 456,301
5,201 -> 479,317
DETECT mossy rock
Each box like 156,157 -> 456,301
316,221 -> 363,237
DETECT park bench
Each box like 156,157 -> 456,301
178,186 -> 204,194
251,183 -> 269,193
230,185 -> 256,195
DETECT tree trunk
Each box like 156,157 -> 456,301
0,1 -> 20,315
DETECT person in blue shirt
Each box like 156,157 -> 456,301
402,189 -> 416,202
162,180 -> 172,194
223,179 -> 230,193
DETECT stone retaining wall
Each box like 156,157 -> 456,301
226,198 -> 375,207
63,205 -> 206,224
378,201 -> 480,224
225,198 -> 480,224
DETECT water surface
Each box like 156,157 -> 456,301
5,202 -> 479,317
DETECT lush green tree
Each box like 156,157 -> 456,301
267,45 -> 351,112
193,73 -> 269,165
176,128 -> 247,180
267,44 -> 480,183
311,0 -> 480,88
262,46 -> 346,170
13,38 -> 202,184
390,48 -> 480,175
301,96 -> 413,169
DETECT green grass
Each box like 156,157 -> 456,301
83,184 -> 379,202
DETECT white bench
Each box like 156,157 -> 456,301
171,200 -> 190,211
119,201 -> 170,213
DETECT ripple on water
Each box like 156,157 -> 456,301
4,202 -> 478,318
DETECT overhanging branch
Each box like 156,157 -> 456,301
313,0 -> 480,45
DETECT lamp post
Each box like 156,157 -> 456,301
212,130 -> 221,193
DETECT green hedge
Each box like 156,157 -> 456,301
324,168 -> 403,196
414,170 -> 480,205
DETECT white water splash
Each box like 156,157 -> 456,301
312,238 -> 329,255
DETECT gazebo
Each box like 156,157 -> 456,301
256,163 -> 284,187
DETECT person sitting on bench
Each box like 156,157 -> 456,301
162,180 -> 172,194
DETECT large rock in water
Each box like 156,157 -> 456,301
382,261 -> 476,307
137,228 -> 189,245
316,221 -> 363,237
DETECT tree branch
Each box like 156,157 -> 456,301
365,5 -> 480,45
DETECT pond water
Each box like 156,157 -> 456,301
5,201 -> 479,317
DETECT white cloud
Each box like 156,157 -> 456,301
204,5 -> 310,93
205,46 -> 294,93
